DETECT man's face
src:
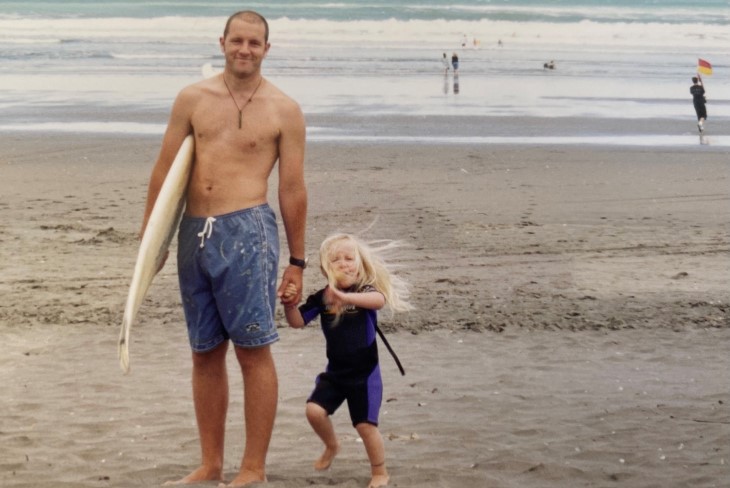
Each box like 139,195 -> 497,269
220,17 -> 270,76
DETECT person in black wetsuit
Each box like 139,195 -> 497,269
283,233 -> 413,488
690,75 -> 707,133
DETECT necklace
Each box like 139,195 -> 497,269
222,75 -> 264,129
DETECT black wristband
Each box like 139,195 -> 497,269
289,256 -> 307,269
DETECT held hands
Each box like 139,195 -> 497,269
278,264 -> 303,307
281,281 -> 305,328
281,283 -> 298,303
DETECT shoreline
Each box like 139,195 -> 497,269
1,112 -> 729,148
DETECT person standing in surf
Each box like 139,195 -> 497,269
441,52 -> 450,74
140,10 -> 307,487
690,75 -> 707,133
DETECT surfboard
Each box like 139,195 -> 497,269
118,134 -> 195,373
201,62 -> 221,79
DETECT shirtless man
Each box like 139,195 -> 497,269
140,10 -> 307,487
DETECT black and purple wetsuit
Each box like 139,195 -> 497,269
298,285 -> 383,426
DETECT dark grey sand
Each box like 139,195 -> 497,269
0,133 -> 728,487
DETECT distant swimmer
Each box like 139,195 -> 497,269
690,75 -> 707,133
543,60 -> 555,70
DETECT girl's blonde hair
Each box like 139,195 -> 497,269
319,233 -> 414,314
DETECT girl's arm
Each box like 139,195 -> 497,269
282,282 -> 305,328
327,287 -> 386,311
284,303 -> 305,328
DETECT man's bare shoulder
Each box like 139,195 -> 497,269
177,76 -> 221,103
265,79 -> 303,115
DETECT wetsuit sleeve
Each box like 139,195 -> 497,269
298,289 -> 326,325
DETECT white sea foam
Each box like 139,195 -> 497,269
0,2 -> 727,142
0,122 -> 167,135
307,133 -> 728,147
1,15 -> 728,52
110,53 -> 209,60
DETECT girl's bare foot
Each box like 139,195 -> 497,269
368,473 -> 389,488
314,444 -> 340,471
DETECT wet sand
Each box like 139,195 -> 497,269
0,133 -> 728,487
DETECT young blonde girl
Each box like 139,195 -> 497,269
283,233 -> 413,488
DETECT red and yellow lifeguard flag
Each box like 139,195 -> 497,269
697,58 -> 713,75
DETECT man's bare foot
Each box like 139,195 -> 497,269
162,465 -> 223,485
219,469 -> 266,487
314,444 -> 340,471
368,474 -> 389,488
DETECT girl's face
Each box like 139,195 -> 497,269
328,240 -> 359,289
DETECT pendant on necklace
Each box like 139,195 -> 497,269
223,75 -> 264,130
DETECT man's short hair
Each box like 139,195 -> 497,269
224,10 -> 269,42
692,77 -> 698,83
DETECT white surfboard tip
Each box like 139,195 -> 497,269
201,62 -> 220,79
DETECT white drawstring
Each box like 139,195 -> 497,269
197,217 -> 216,248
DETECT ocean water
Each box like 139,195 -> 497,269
1,0 -> 728,145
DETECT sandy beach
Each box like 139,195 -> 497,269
0,130 -> 728,488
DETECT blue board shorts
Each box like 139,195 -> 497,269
177,204 -> 280,352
